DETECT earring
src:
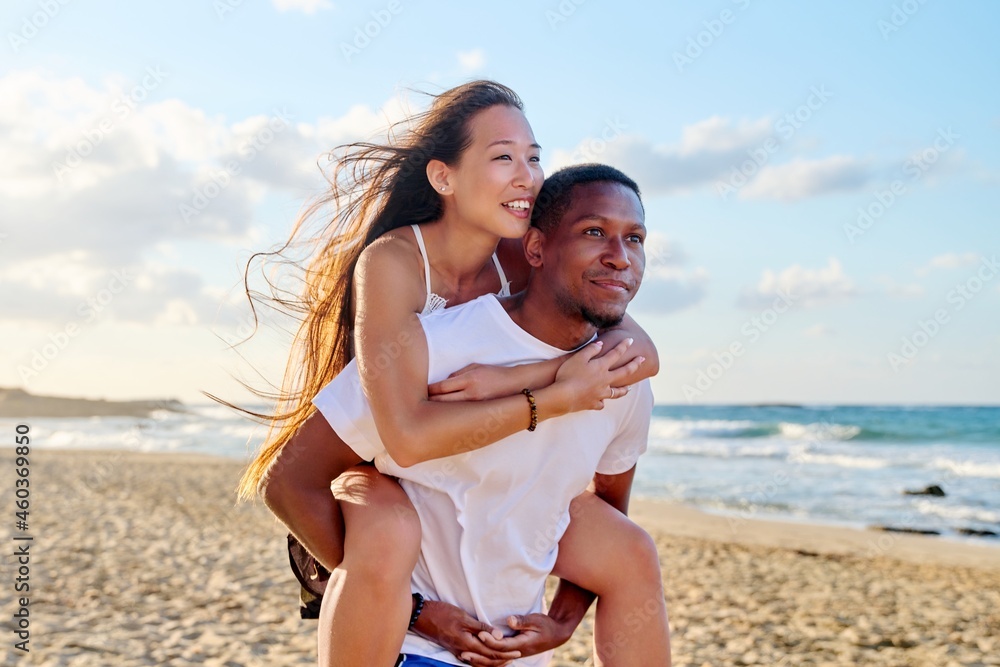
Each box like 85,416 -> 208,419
440,186 -> 446,192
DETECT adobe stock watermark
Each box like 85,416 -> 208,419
178,108 -> 291,224
682,289 -> 796,401
715,85 -> 833,201
673,0 -> 753,73
886,255 -> 998,371
878,0 -> 931,40
843,127 -> 958,244
8,0 -> 73,52
544,0 -> 588,30
339,1 -> 403,62
214,0 -> 244,20
51,65 -> 168,182
16,269 -> 136,384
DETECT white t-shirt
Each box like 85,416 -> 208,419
312,294 -> 653,666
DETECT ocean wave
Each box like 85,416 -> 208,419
650,418 -> 862,442
789,452 -> 890,469
777,422 -> 862,441
646,440 -> 788,460
649,419 -> 776,440
930,458 -> 1000,479
912,500 -> 1000,524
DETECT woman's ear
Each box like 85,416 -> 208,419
522,227 -> 545,268
426,160 -> 451,194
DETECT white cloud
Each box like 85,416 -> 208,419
0,252 -> 226,326
272,0 -> 332,14
457,49 -> 486,74
0,68 -> 403,326
740,155 -> 872,201
887,283 -> 925,299
803,324 -> 834,338
631,266 -> 709,315
677,116 -> 773,155
875,275 -> 925,299
738,258 -> 857,309
631,234 -> 708,315
545,116 -> 888,202
549,116 -> 775,194
644,232 -> 688,267
916,252 -> 981,276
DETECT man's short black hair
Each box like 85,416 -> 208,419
531,164 -> 643,233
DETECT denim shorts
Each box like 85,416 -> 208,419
395,655 -> 457,666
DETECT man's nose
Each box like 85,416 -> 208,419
602,237 -> 631,269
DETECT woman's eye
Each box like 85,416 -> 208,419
529,155 -> 541,163
494,154 -> 512,161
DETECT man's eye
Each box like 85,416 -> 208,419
628,235 -> 645,244
584,229 -> 603,237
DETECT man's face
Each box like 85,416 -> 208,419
537,181 -> 646,329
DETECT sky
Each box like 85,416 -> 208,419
1,0 -> 998,406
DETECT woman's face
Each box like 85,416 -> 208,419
445,105 -> 543,239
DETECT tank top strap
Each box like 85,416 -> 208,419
410,224 -> 434,299
491,253 -> 512,297
410,224 -> 448,314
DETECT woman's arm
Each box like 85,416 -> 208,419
427,314 -> 658,403
353,238 -> 637,467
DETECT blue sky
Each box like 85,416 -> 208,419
2,0 -> 997,405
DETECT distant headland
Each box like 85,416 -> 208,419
0,387 -> 186,418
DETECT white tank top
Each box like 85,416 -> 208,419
410,224 -> 511,315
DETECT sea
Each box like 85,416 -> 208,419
6,404 -> 1000,543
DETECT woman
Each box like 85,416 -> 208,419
236,81 -> 668,666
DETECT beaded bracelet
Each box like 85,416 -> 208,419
408,592 -> 425,629
521,388 -> 537,432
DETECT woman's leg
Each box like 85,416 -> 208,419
318,465 -> 421,667
552,491 -> 671,667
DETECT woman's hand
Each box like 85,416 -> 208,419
549,338 -> 645,414
428,363 -> 514,402
412,599 -> 521,666
474,613 -> 576,658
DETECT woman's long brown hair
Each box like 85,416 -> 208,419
224,81 -> 523,502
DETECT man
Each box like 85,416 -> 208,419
311,164 -> 669,665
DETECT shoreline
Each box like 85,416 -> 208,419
629,497 -> 1000,571
9,441 -> 999,555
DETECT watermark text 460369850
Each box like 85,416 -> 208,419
12,424 -> 34,653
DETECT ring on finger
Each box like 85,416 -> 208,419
610,387 -> 616,399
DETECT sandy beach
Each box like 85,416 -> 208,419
2,449 -> 997,667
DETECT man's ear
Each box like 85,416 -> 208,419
426,159 -> 451,194
522,227 -> 545,268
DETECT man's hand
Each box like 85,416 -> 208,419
475,613 -> 575,658
412,599 -> 522,666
